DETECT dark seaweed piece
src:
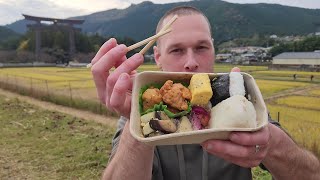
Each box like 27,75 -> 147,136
210,74 -> 230,106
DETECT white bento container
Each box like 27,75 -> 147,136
130,71 -> 268,146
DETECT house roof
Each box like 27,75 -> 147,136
273,52 -> 320,59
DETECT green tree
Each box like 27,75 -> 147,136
270,36 -> 320,56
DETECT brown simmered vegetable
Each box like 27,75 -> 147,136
142,122 -> 155,136
177,116 -> 193,133
149,119 -> 177,134
141,111 -> 155,123
155,111 -> 170,120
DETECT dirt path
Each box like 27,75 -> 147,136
0,88 -> 118,128
264,84 -> 320,103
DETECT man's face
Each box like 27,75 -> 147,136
154,14 -> 215,73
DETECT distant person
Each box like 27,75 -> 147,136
90,6 -> 320,180
311,75 -> 314,81
293,74 -> 297,80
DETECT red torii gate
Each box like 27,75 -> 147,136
23,14 -> 85,61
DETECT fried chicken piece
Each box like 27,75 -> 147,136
142,88 -> 162,111
160,80 -> 191,111
173,83 -> 192,100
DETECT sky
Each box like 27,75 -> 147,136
0,0 -> 320,26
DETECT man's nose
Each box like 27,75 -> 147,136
184,50 -> 199,71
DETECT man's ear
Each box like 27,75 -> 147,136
153,46 -> 161,68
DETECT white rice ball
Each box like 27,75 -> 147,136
229,72 -> 245,97
209,95 -> 257,128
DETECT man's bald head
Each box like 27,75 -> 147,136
156,6 -> 212,40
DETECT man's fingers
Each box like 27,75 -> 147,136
202,140 -> 267,167
110,73 -> 132,110
217,153 -> 262,168
90,39 -> 118,103
106,53 -> 144,106
92,44 -> 128,73
91,38 -> 117,65
91,44 -> 128,104
110,53 -> 144,81
202,140 -> 253,159
130,70 -> 138,76
122,94 -> 132,118
231,67 -> 241,72
92,73 -> 107,104
107,53 -> 143,94
115,56 -> 128,68
229,127 -> 270,146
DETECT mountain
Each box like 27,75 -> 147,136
6,0 -> 320,43
6,20 -> 28,34
0,26 -> 20,43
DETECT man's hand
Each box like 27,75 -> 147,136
202,66 -> 270,168
202,125 -> 271,167
91,38 -> 144,118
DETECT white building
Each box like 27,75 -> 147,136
273,52 -> 320,66
270,34 -> 278,39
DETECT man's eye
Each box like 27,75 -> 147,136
196,46 -> 208,51
170,49 -> 183,53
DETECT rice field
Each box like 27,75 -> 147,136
255,79 -> 310,97
250,70 -> 320,83
0,64 -> 319,178
309,89 -> 320,96
275,96 -> 320,111
266,85 -> 320,157
268,104 -> 320,154
1,65 -> 316,94
0,65 -> 269,101
0,67 -> 96,103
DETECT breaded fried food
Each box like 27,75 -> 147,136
142,88 -> 162,111
160,80 -> 191,111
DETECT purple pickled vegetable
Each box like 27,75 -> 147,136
192,106 -> 209,114
190,106 -> 210,130
191,116 -> 202,130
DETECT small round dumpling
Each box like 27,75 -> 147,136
209,95 -> 257,128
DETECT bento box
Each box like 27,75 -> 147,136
129,71 -> 268,146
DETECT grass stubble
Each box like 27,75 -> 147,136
0,96 -> 115,179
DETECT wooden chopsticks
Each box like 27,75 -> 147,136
127,28 -> 172,52
139,15 -> 178,55
87,15 -> 178,68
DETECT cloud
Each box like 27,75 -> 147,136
0,0 -> 92,25
122,0 -> 191,4
0,0 -> 193,25
49,0 -> 130,13
223,0 -> 320,9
